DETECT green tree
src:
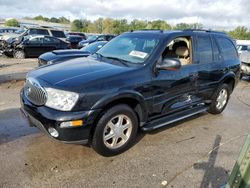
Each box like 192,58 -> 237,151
174,23 -> 203,30
228,26 -> 250,40
5,19 -> 19,27
71,19 -> 83,31
81,19 -> 91,32
148,20 -> 171,30
58,17 -> 70,24
103,18 -> 114,34
130,19 -> 147,30
50,17 -> 59,23
112,19 -> 129,34
33,15 -> 49,22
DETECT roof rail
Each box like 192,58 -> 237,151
183,29 -> 226,34
132,29 -> 164,33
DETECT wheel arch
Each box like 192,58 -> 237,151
89,91 -> 148,142
91,91 -> 148,124
221,73 -> 236,93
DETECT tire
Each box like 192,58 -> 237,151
92,104 -> 138,156
13,50 -> 25,59
208,84 -> 231,114
240,73 -> 243,80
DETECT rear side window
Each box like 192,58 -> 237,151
51,30 -> 66,38
196,36 -> 213,64
29,29 -> 49,35
216,37 -> 238,60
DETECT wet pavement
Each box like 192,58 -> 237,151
0,78 -> 249,188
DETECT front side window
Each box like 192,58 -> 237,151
197,36 -> 213,64
160,36 -> 192,66
216,37 -> 238,61
29,37 -> 43,44
96,34 -> 160,64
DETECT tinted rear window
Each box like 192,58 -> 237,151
197,35 -> 213,64
216,37 -> 238,60
51,30 -> 66,38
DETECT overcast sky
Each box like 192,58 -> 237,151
0,0 -> 249,30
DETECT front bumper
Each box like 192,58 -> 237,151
20,90 -> 101,144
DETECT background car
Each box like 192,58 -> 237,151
0,27 -> 18,34
236,40 -> 250,54
66,35 -> 84,49
38,41 -> 107,66
78,34 -> 115,48
239,51 -> 250,78
0,27 -> 66,43
67,32 -> 87,40
11,35 -> 69,58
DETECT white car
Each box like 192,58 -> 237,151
239,52 -> 250,78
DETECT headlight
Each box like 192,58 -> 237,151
45,88 -> 79,111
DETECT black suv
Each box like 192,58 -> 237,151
20,30 -> 240,156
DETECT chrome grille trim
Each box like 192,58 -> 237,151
24,78 -> 47,106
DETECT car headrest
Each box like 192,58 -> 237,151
175,46 -> 189,57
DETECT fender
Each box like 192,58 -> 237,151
218,71 -> 236,86
91,90 -> 149,123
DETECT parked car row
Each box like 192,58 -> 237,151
78,34 -> 115,48
0,26 -> 115,58
38,41 -> 107,65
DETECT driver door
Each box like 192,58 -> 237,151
151,36 -> 199,116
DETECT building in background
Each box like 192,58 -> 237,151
1,18 -> 70,31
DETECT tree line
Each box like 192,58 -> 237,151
4,16 -> 250,40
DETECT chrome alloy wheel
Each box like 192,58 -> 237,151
216,88 -> 228,110
103,114 -> 132,149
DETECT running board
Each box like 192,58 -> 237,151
142,105 -> 208,131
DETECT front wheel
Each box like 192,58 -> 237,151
208,84 -> 231,114
13,50 -> 25,59
92,104 -> 138,156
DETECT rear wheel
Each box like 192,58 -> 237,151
208,84 -> 230,114
13,50 -> 25,59
92,104 -> 138,156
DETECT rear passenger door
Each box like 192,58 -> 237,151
25,36 -> 44,57
195,34 -> 224,100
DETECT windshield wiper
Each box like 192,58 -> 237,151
103,56 -> 130,67
95,53 -> 129,66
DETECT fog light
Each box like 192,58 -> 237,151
60,120 -> 83,128
48,127 -> 59,138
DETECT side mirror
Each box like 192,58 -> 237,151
156,58 -> 181,71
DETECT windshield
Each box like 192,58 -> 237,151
96,34 -> 160,64
81,41 -> 107,54
87,35 -> 98,41
15,29 -> 26,34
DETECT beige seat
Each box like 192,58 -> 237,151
175,46 -> 190,65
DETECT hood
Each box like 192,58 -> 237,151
28,56 -> 132,89
39,50 -> 90,62
52,49 -> 89,55
79,39 -> 94,44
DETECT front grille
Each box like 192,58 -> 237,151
24,78 -> 47,106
